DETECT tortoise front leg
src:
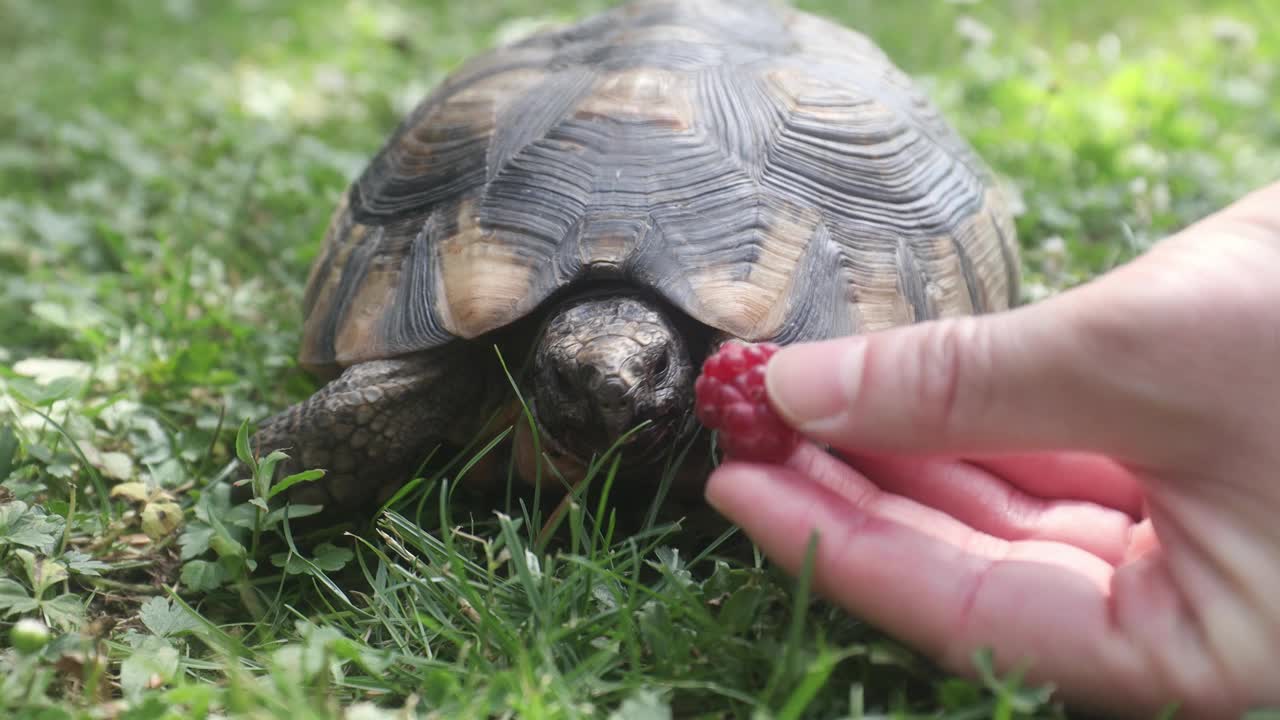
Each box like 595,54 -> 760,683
248,346 -> 490,510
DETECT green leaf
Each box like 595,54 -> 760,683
234,419 -> 253,468
16,704 -> 73,720
252,449 -> 290,500
0,424 -> 17,483
311,542 -> 353,571
652,546 -> 692,587
192,481 -> 233,523
261,503 -> 323,527
17,549 -> 69,596
937,678 -> 984,709
147,457 -> 185,488
703,559 -> 746,599
222,502 -> 259,530
116,695 -> 172,720
269,553 -> 305,575
764,531 -> 820,704
271,542 -> 353,575
228,553 -> 255,575
718,582 -> 765,635
120,636 -> 180,698
267,468 -> 324,499
0,501 -> 63,553
208,532 -> 245,560
138,596 -> 201,637
23,375 -> 86,406
39,593 -> 84,630
203,501 -> 247,560
776,649 -> 842,720
161,684 -> 219,718
62,550 -> 109,577
180,560 -> 227,592
178,522 -> 214,560
46,462 -> 75,480
328,637 -> 391,675
0,578 -> 38,615
96,451 -> 135,481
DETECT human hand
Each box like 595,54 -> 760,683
705,181 -> 1280,718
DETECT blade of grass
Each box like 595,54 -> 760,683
763,530 -> 820,706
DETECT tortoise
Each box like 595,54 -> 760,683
251,0 -> 1020,509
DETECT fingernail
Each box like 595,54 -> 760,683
766,339 -> 861,430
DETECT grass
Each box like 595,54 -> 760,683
1,0 -> 1278,717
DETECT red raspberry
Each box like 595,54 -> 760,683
694,341 -> 799,463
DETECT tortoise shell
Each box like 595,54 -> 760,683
299,0 -> 1020,373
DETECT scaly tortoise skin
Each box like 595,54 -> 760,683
253,0 -> 1021,509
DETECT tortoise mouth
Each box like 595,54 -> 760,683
526,403 -> 580,463
530,401 -> 695,468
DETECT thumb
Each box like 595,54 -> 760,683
764,292 -> 1179,461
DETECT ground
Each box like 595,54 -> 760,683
1,0 -> 1278,718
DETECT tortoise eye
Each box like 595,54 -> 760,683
654,351 -> 670,378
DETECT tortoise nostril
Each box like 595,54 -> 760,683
554,364 -> 574,391
579,365 -> 601,388
597,378 -> 633,417
599,378 -> 626,401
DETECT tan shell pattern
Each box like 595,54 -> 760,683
300,0 -> 1020,370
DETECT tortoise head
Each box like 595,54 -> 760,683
532,294 -> 696,463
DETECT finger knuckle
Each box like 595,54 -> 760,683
911,317 -> 987,438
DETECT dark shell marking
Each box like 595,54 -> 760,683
300,0 -> 1019,372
